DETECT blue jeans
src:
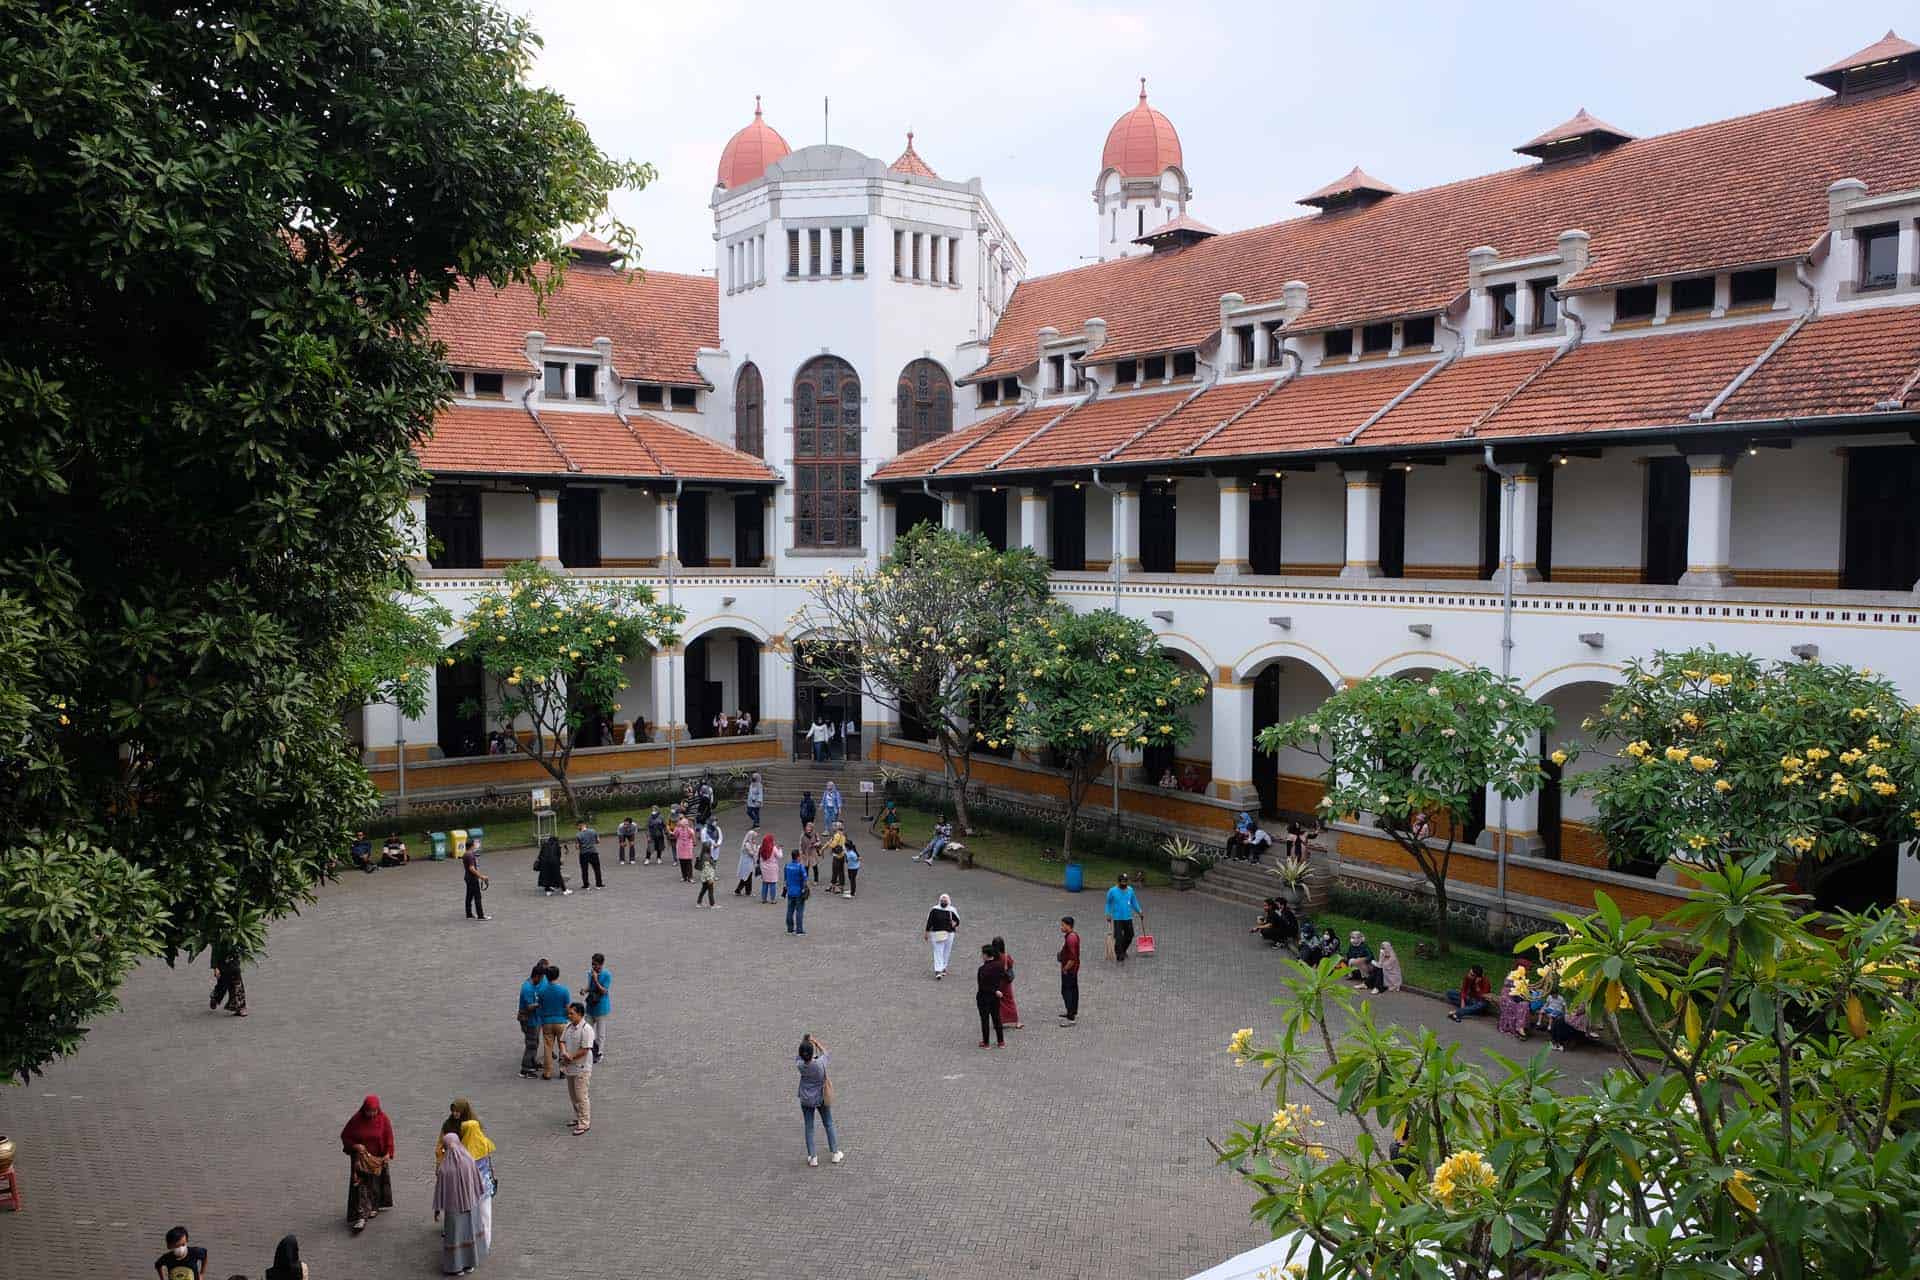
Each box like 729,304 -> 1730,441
919,836 -> 947,862
823,806 -> 839,829
810,741 -> 824,761
761,881 -> 776,902
747,803 -> 761,825
1447,993 -> 1490,1017
787,895 -> 806,933
802,1103 -> 837,1157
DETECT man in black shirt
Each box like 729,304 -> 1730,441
462,840 -> 489,920
154,1225 -> 208,1280
976,943 -> 1010,1048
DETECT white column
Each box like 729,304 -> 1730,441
1339,469 -> 1384,579
1900,221 -> 1920,289
1484,728 -> 1542,854
649,646 -> 685,742
761,495 -> 776,569
534,489 -> 562,569
1491,466 -> 1542,584
1251,324 -> 1270,369
941,492 -> 967,533
399,489 -> 429,567
1514,280 -> 1536,334
656,495 -> 679,570
1215,476 -> 1250,578
760,642 -> 794,743
1019,487 -> 1050,559
1210,677 -> 1258,804
1678,453 -> 1738,587
1111,485 -> 1141,573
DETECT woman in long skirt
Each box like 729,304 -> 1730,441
339,1094 -> 395,1232
433,1118 -> 490,1274
799,822 -> 822,884
1497,962 -> 1533,1040
992,936 -> 1023,1029
736,827 -> 760,896
458,1118 -> 499,1250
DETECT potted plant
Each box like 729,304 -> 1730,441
877,766 -> 904,798
1162,834 -> 1201,879
1274,856 -> 1313,906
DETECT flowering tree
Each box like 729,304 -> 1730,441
786,525 -> 1049,833
1259,668 -> 1554,954
1006,607 -> 1204,860
1566,648 -> 1920,890
342,586 -> 454,721
450,562 -> 682,817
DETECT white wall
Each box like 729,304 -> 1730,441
1732,446 -> 1844,578
601,488 -> 659,563
480,491 -> 536,563
1541,681 -> 1612,825
1404,462 -> 1481,574
1551,454 -> 1645,577
1086,488 -> 1113,563
1280,468 -> 1344,570
1174,478 -> 1219,569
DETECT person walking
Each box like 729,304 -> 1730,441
695,844 -> 719,907
673,812 -> 697,883
1104,873 -> 1143,963
735,827 -> 761,896
517,959 -> 547,1077
992,936 -> 1023,1030
699,815 -> 724,877
799,789 -> 816,828
1057,917 -> 1081,1026
615,816 -> 639,866
821,781 -> 842,830
537,965 -> 571,1079
645,806 -> 666,865
559,1002 -> 596,1136
208,942 -> 247,1017
799,821 -> 821,884
746,772 -> 764,827
976,943 -> 1010,1048
827,828 -> 847,894
339,1094 -> 395,1233
535,834 -> 569,896
432,1112 -> 489,1273
758,833 -> 782,903
575,821 -> 603,890
264,1234 -> 307,1280
807,719 -> 831,762
925,894 -> 959,978
154,1227 -> 209,1280
583,954 -> 612,1061
794,1033 -> 844,1167
843,836 -> 861,898
456,1119 -> 498,1252
783,844 -> 810,934
462,839 -> 490,920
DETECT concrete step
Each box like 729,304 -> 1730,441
1189,881 -> 1273,911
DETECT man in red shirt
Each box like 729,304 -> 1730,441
1057,916 -> 1081,1027
1446,964 -> 1493,1021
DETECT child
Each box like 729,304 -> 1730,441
694,846 -> 718,908
843,837 -> 861,898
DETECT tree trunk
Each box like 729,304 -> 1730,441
1059,756 -> 1098,862
938,734 -> 974,835
1402,832 -> 1452,955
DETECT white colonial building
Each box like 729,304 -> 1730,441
370,33 -> 1920,921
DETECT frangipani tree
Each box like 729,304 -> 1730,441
786,525 -> 1049,833
450,562 -> 682,817
1259,667 -> 1554,954
1006,606 -> 1204,859
342,586 -> 454,721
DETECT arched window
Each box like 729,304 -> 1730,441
793,355 -> 861,548
895,358 -> 952,453
734,363 -> 763,457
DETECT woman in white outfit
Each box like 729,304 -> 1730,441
925,893 -> 960,978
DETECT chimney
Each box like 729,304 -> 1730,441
1218,292 -> 1245,332
1466,246 -> 1499,287
1085,317 -> 1108,351
1828,177 -> 1868,228
1281,280 -> 1309,315
592,337 -> 614,403
1557,230 -> 1591,275
524,331 -> 547,367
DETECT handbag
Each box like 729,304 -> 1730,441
821,1075 -> 835,1107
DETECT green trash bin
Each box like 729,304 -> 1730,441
429,831 -> 449,861
466,826 -> 485,850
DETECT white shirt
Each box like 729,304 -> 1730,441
561,1020 -> 596,1076
807,723 -> 831,743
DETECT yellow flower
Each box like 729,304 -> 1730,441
1805,747 -> 1831,762
1687,833 -> 1710,850
1429,1150 -> 1496,1208
1550,749 -> 1568,766
1873,781 -> 1899,797
1665,746 -> 1689,763
1708,672 -> 1733,686
1624,741 -> 1650,760
1786,835 -> 1815,854
1714,779 -> 1732,794
1682,668 -> 1704,680
1780,755 -> 1804,770
506,676 -> 521,686
1690,755 -> 1717,772
1840,748 -> 1865,765
1680,711 -> 1701,729
1227,1028 -> 1254,1061
1850,707 -> 1871,721
1726,1169 -> 1759,1213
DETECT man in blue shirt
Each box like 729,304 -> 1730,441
1104,873 -> 1144,963
517,957 -> 549,1079
783,847 -> 810,935
583,953 -> 612,1063
537,964 -> 571,1079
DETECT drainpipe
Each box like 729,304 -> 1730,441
666,476 -> 682,783
395,721 -> 408,816
1089,466 -> 1124,818
1483,445 -> 1518,919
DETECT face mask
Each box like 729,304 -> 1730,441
172,1246 -> 189,1258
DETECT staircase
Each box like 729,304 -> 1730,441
1192,858 -> 1290,910
733,759 -> 883,807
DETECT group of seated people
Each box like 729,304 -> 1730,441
346,830 -> 411,873
1247,904 -> 1403,993
1226,813 -> 1321,865
713,710 -> 755,736
1154,764 -> 1209,794
1445,955 -> 1594,1051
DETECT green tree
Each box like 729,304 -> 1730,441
0,1 -> 650,1079
787,525 -> 1050,833
451,562 -> 682,818
1567,648 -> 1920,890
342,587 -> 456,722
1258,668 -> 1553,955
1006,607 -> 1204,860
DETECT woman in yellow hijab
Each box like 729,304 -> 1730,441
459,1117 -> 498,1249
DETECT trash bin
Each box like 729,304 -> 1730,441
1064,861 -> 1083,893
466,826 -> 485,851
450,828 -> 468,856
429,831 -> 449,860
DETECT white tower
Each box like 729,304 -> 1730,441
1093,79 -> 1191,260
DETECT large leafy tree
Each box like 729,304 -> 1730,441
1006,607 -> 1204,860
787,525 -> 1049,833
1259,668 -> 1553,954
450,562 -> 683,818
0,1 -> 650,1079
1566,648 -> 1920,890
342,587 -> 456,723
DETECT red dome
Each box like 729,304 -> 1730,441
716,96 -> 791,190
1101,79 -> 1183,178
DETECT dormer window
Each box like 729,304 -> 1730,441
1070,351 -> 1088,390
1172,351 -> 1196,379
473,372 -> 505,399
1729,268 -> 1777,308
1261,321 -> 1284,363
1361,322 -> 1394,354
1324,329 -> 1353,359
449,371 -> 466,395
635,384 -> 665,407
1143,355 -> 1167,382
1000,376 -> 1020,402
1403,316 -> 1436,348
977,382 -> 998,407
1115,359 -> 1138,385
1529,279 -> 1559,332
544,362 -> 568,397
1048,354 -> 1066,392
1489,284 -> 1517,338
573,365 -> 598,399
1615,284 -> 1657,322
1859,224 -> 1899,291
1670,275 -> 1715,314
1234,325 -> 1255,370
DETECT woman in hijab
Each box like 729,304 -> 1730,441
435,1098 -> 479,1163
992,936 -> 1023,1030
339,1094 -> 395,1232
735,826 -> 761,896
757,832 -> 783,903
433,1114 -> 490,1275
1363,940 -> 1405,993
264,1234 -> 306,1280
459,1118 -> 499,1249
821,781 -> 842,831
799,820 -> 822,884
925,894 -> 959,978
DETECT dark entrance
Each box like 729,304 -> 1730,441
734,494 -> 766,568
426,488 -> 482,569
435,655 -> 486,757
1379,469 -> 1406,578
1139,482 -> 1176,573
895,491 -> 940,539
685,635 -> 722,738
1252,664 -> 1282,818
736,635 -> 761,727
976,489 -> 1009,550
678,491 -> 710,567
794,639 -> 861,760
558,489 -> 600,568
1537,752 -> 1563,860
1843,444 -> 1920,590
1249,480 -> 1283,574
1050,485 -> 1087,570
1644,457 -> 1689,585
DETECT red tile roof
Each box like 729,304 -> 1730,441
1101,81 -> 1183,178
889,132 -> 939,179
872,405 -> 1034,479
972,87 -> 1920,380
1515,108 -> 1635,157
1811,31 -> 1920,84
430,262 -> 717,387
994,388 -> 1192,472
1360,350 -> 1549,447
1134,213 -> 1220,246
1298,166 -> 1401,208
417,403 -> 774,483
1717,306 -> 1920,421
1212,361 -> 1444,455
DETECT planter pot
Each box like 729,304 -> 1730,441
0,1135 -> 13,1172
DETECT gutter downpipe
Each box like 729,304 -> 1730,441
1089,466 -> 1124,818
666,476 -> 682,783
1483,444 -> 1519,921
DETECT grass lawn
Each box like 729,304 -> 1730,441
1307,910 -> 1515,997
375,802 -> 734,857
888,802 -> 1169,889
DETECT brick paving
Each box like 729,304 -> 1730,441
2,797 -> 1604,1279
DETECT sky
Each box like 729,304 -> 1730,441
514,0 -> 1910,281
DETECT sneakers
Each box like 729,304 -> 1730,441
831,1150 -> 845,1164
562,889 -> 573,896
544,889 -> 553,897
806,1155 -> 819,1167
350,1218 -> 366,1232
519,1070 -> 539,1079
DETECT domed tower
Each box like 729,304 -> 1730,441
715,96 -> 791,191
1094,79 -> 1190,260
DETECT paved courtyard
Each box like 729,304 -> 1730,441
3,797 -> 1596,1279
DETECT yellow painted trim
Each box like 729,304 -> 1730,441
1523,661 -> 1625,695
1229,639 -> 1346,687
1345,481 -> 1381,491
1150,630 -> 1218,670
1689,466 -> 1732,477
1363,649 -> 1472,677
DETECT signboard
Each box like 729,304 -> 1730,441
858,780 -> 875,794
530,787 -> 550,811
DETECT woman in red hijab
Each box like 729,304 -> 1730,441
340,1094 -> 396,1233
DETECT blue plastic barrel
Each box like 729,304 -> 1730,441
1064,861 -> 1084,893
